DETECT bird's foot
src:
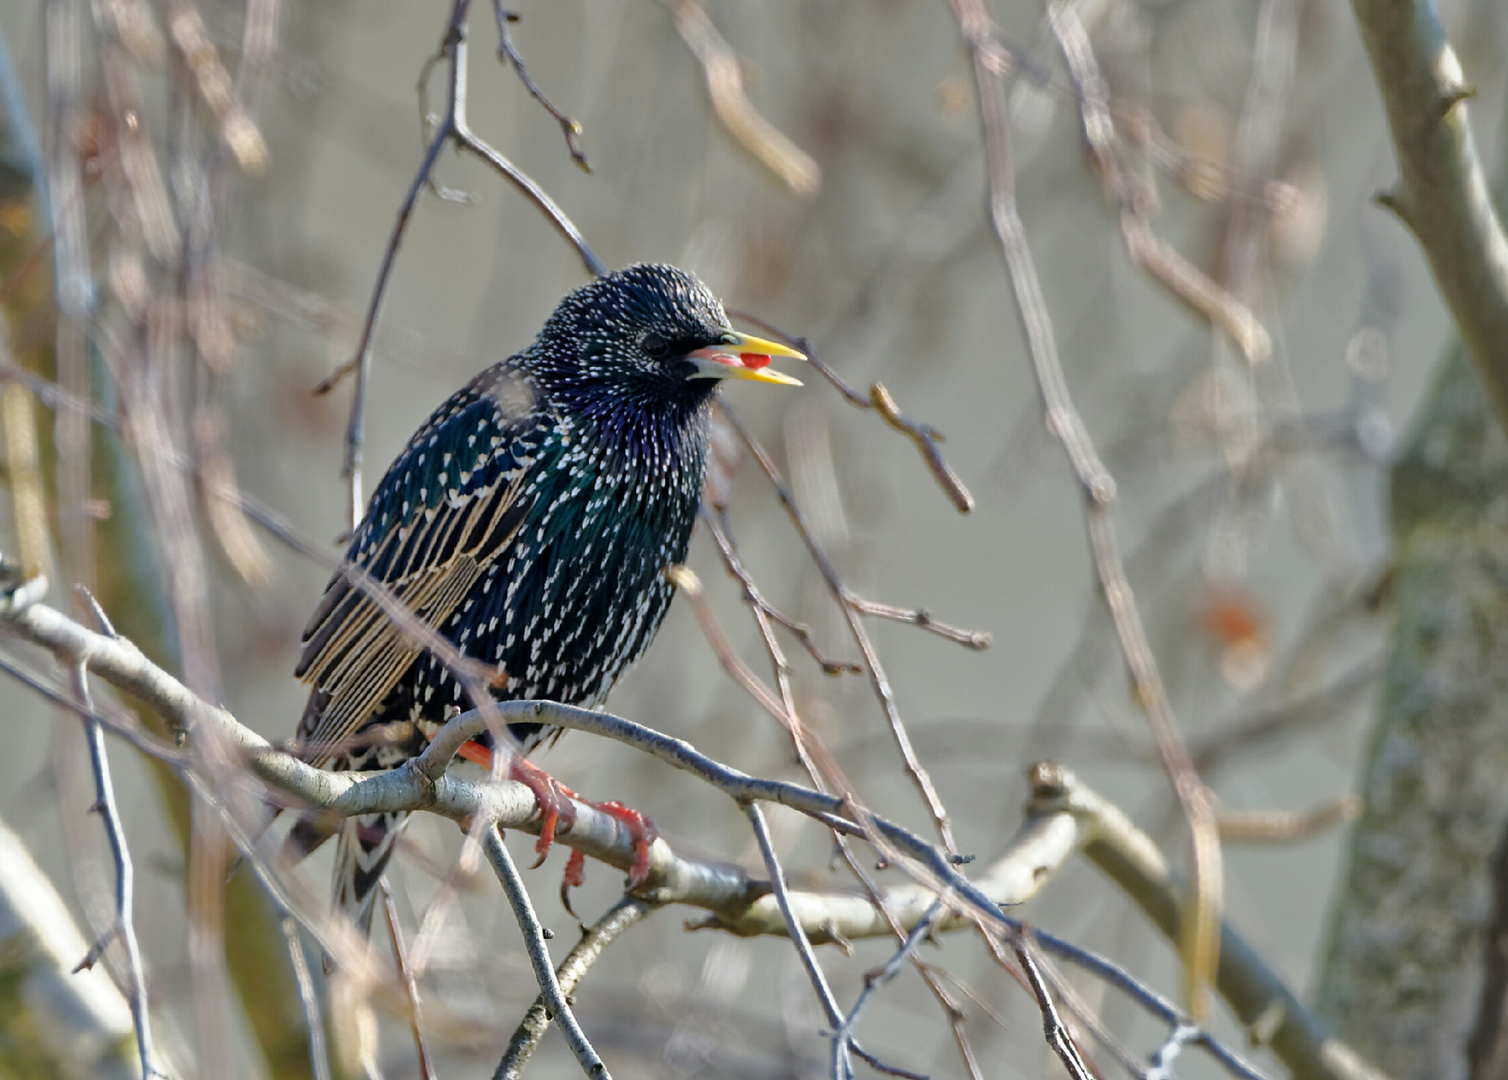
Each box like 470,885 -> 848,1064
593,800 -> 657,888
557,800 -> 657,917
507,757 -> 579,867
560,849 -> 588,917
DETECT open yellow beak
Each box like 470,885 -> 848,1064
685,332 -> 805,387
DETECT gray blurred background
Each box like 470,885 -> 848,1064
2,0 -> 1505,1076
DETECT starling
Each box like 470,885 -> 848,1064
291,263 -> 803,930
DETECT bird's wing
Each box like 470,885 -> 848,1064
294,374 -> 542,765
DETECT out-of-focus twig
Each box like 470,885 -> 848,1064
381,883 -> 436,1080
0,815 -> 143,1080
44,0 -> 95,592
1027,762 -> 1386,1080
1350,0 -> 1508,431
949,0 -> 1223,1019
1216,797 -> 1362,844
1,379 -> 51,582
164,0 -> 267,173
670,0 -> 820,196
1191,655 -> 1384,772
1049,3 -> 1270,365
280,917 -> 333,1080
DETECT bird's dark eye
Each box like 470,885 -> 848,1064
642,333 -> 670,360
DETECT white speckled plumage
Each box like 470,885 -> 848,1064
291,264 -> 759,928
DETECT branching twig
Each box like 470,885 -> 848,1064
728,313 -> 976,514
71,659 -> 157,1080
1350,0 -> 1508,430
489,1 -> 588,169
482,825 -> 609,1079
321,0 -> 604,530
720,403 -> 960,856
701,511 -> 863,675
830,901 -> 944,1080
496,896 -> 659,1080
1013,936 -> 1095,1080
1,584 -> 1366,1079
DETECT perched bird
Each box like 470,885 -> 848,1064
291,263 -> 803,931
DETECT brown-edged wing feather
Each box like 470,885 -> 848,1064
294,471 -> 530,766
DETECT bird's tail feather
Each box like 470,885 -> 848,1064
323,811 -> 409,971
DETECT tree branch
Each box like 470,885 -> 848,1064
1,581 -> 1377,1080
1350,0 -> 1508,431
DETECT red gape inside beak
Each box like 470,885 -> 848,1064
684,332 -> 805,386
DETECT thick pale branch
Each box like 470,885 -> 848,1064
2,589 -> 1366,1079
1033,764 -> 1392,1080
0,596 -> 1050,936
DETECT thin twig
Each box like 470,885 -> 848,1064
721,403 -> 959,855
1012,935 -> 1095,1080
744,802 -> 851,1078
70,660 -> 157,1080
489,0 -> 588,169
830,902 -> 944,1080
381,882 -> 437,1080
280,916 -> 333,1080
1029,955 -> 1151,1080
701,511 -> 862,676
0,586 -> 1323,1080
847,597 -> 990,650
495,897 -> 659,1080
703,511 -> 983,1079
324,0 -> 604,530
729,313 -> 976,514
481,825 -> 609,1079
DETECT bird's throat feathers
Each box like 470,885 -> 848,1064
524,354 -> 716,475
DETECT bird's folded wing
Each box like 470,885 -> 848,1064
294,471 -> 530,764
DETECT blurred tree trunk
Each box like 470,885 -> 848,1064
1316,36 -> 1508,1071
1316,342 -> 1508,1080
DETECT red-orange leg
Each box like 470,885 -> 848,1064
507,757 -> 579,867
593,800 -> 657,887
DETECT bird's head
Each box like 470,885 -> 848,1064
530,264 -> 804,420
